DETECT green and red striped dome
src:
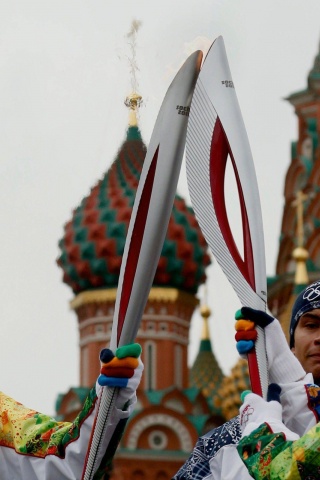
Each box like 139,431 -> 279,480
57,121 -> 211,295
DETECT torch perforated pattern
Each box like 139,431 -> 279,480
186,80 -> 259,307
186,78 -> 268,397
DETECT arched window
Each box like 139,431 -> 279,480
301,136 -> 313,160
145,341 -> 156,390
131,470 -> 145,480
82,346 -> 89,386
174,344 -> 183,388
156,471 -> 170,480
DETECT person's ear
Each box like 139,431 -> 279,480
291,346 -> 296,355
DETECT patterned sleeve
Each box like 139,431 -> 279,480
237,423 -> 293,479
237,384 -> 320,480
305,384 -> 320,422
173,416 -> 242,480
0,386 -> 125,479
238,421 -> 320,480
173,435 -> 212,480
0,389 -> 97,458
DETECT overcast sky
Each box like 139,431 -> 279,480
1,0 -> 320,415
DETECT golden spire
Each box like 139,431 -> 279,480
291,190 -> 309,285
125,92 -> 142,127
124,20 -> 143,127
200,304 -> 211,340
200,285 -> 211,340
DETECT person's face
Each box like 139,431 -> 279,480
292,309 -> 320,383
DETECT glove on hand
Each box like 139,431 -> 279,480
235,307 -> 273,355
235,307 -> 305,384
240,383 -> 299,441
98,343 -> 144,409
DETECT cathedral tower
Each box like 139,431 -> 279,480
268,38 -> 320,319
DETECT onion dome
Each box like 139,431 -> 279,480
190,304 -> 225,415
217,358 -> 251,420
57,93 -> 211,295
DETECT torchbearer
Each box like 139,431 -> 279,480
0,345 -> 142,480
0,50 -> 202,480
174,35 -> 320,480
236,281 -> 320,479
